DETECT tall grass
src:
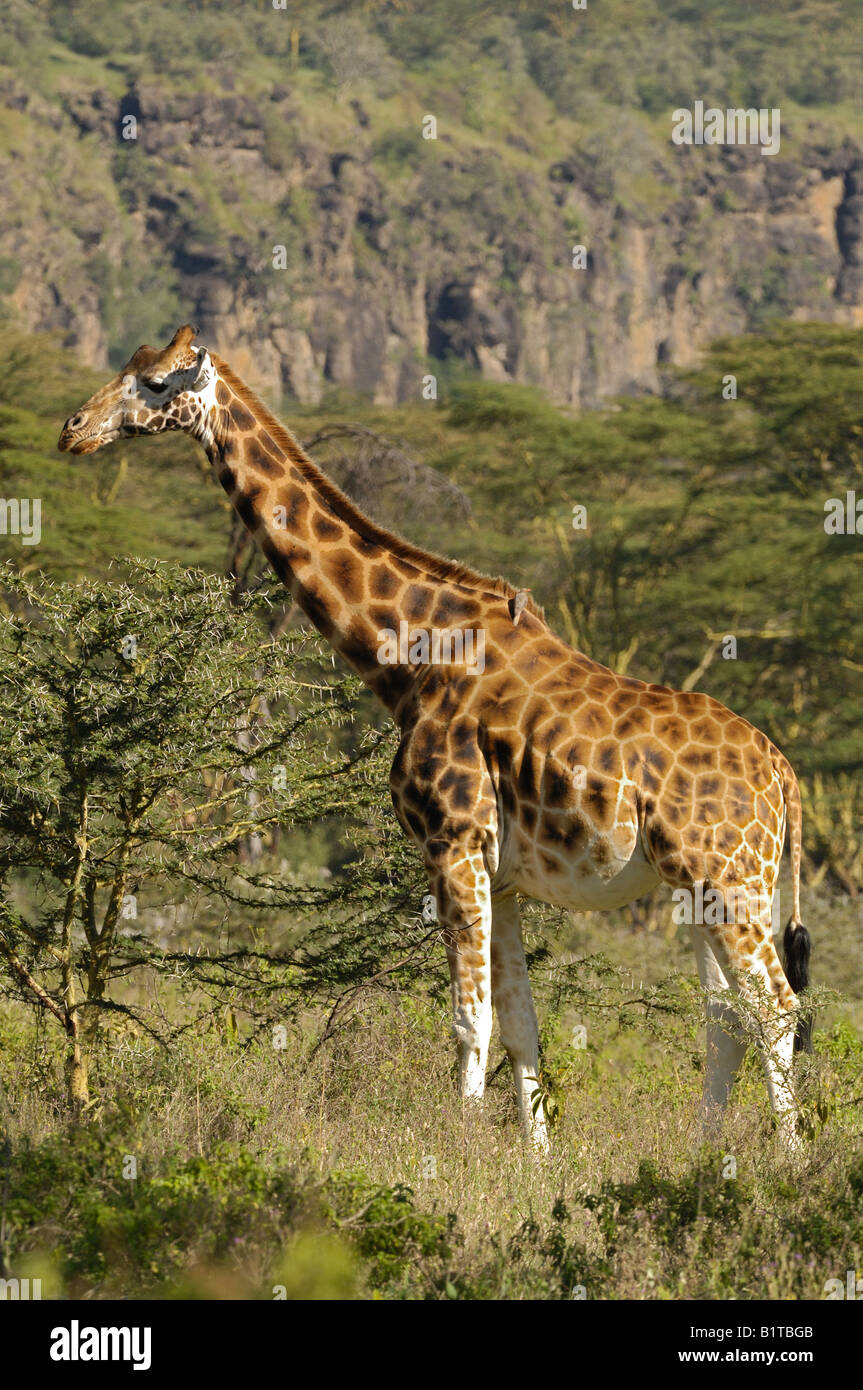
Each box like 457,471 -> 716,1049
2,888 -> 860,1300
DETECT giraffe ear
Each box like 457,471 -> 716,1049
191,347 -> 212,390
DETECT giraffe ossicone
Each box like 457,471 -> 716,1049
59,324 -> 813,1153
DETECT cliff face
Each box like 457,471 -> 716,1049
2,67 -> 862,407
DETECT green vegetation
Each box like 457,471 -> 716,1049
0,559 -> 437,1111
1,946 -> 861,1298
14,0 -> 856,112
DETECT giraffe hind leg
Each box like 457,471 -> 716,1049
703,892 -> 801,1148
690,924 -> 748,1129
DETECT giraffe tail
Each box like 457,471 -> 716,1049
777,755 -> 813,1053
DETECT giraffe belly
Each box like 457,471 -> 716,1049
507,836 -> 660,911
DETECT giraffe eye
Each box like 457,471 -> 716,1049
143,378 -> 170,395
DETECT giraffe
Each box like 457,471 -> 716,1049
58,324 -> 812,1151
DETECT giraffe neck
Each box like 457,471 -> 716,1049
189,356 -> 486,719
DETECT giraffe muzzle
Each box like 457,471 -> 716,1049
58,415 -> 113,454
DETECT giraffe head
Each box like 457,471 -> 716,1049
58,324 -> 218,455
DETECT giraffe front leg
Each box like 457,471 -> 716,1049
491,895 -> 549,1153
429,841 -> 493,1105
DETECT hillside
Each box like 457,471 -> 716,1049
2,1 -> 863,404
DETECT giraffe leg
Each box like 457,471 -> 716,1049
738,934 -> 799,1148
491,895 -> 549,1153
429,841 -> 493,1104
690,925 -> 748,1128
704,896 -> 800,1149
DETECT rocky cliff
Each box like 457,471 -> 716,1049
2,29 -> 862,407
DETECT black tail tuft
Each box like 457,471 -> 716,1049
783,919 -> 813,1053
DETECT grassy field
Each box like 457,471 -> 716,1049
1,880 -> 861,1301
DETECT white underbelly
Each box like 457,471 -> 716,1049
505,836 -> 660,911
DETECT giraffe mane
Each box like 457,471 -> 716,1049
211,354 -> 546,621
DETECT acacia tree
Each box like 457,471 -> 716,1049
0,560 -> 432,1110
